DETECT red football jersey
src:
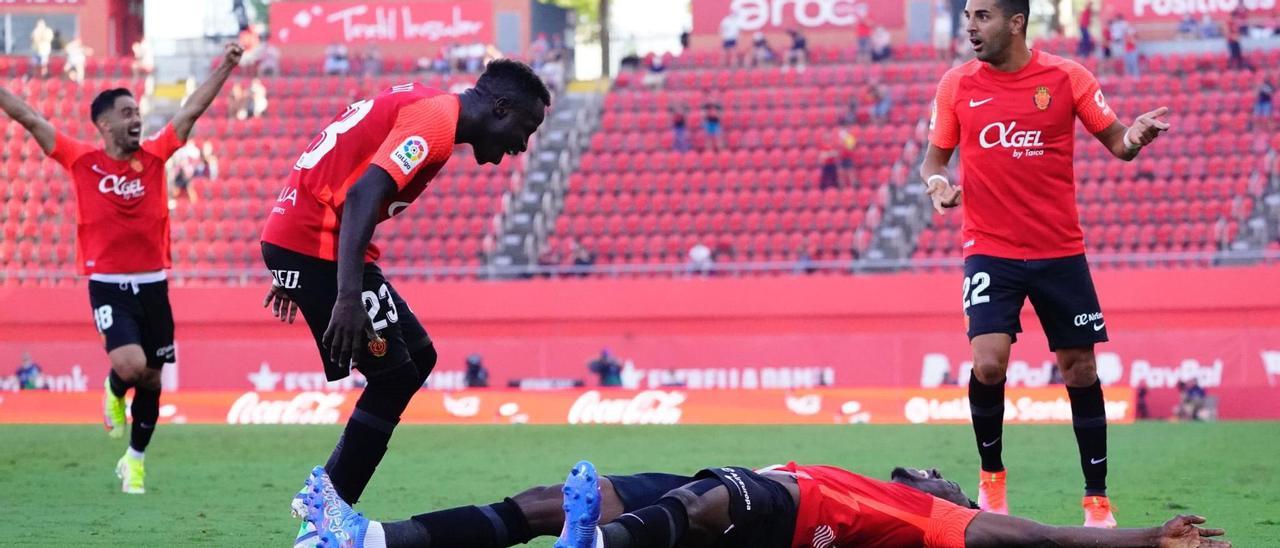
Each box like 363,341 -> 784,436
780,463 -> 978,548
48,125 -> 184,275
261,84 -> 458,261
929,50 -> 1118,260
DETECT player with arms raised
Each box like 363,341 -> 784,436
0,43 -> 243,494
258,59 -> 549,537
919,0 -> 1169,526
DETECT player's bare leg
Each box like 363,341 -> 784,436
1056,346 -> 1116,528
105,344 -> 161,494
970,333 -> 1013,515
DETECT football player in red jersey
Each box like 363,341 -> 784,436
289,460 -> 1229,548
259,60 -> 549,532
919,0 -> 1169,526
0,43 -> 243,494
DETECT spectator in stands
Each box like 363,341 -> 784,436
720,11 -> 741,67
868,82 -> 892,124
464,354 -> 489,388
837,126 -> 858,187
819,135 -> 840,190
643,54 -> 667,90
588,349 -> 623,387
688,242 -> 713,276
170,140 -> 203,205
701,90 -> 725,151
1176,14 -> 1198,40
257,39 -> 281,77
63,38 -> 91,85
238,25 -> 260,60
792,246 -> 815,275
670,103 -> 691,152
1226,14 -> 1252,71
362,46 -> 383,77
751,32 -> 776,67
230,82 -> 250,120
680,28 -> 691,52
1198,14 -> 1221,39
536,242 -> 560,276
15,352 -> 43,390
1257,76 -> 1275,121
324,43 -> 351,75
199,141 -> 220,182
571,239 -> 595,276
1174,378 -> 1209,421
31,19 -> 54,78
871,26 -> 892,62
131,39 -> 154,79
248,78 -> 269,118
855,17 -> 873,63
785,28 -> 809,72
934,0 -> 955,61
1122,23 -> 1140,78
540,51 -> 567,95
1077,1 -> 1096,58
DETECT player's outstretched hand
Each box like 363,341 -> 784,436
925,177 -> 962,214
222,43 -> 245,67
322,298 -> 377,369
262,285 -> 298,324
1128,106 -> 1171,148
1157,515 -> 1229,548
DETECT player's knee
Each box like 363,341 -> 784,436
110,353 -> 149,382
134,368 -> 162,391
663,486 -> 724,536
971,358 -> 1007,384
1057,349 -> 1097,385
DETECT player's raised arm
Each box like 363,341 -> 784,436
321,165 -> 397,368
965,511 -> 1230,547
0,87 -> 56,155
1092,106 -> 1171,162
170,43 -> 244,142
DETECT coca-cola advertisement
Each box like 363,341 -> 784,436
269,1 -> 494,46
691,0 -> 906,35
0,387 -> 1139,425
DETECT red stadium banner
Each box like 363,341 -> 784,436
1118,0 -> 1280,20
691,0 -> 906,35
269,1 -> 493,46
0,387 -> 1137,425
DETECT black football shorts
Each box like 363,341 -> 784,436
963,253 -> 1109,351
88,279 -> 176,369
262,242 -> 431,381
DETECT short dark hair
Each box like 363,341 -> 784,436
475,58 -> 552,111
995,0 -> 1030,22
90,88 -> 134,123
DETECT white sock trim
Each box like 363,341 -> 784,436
126,447 -> 145,461
363,521 -> 387,548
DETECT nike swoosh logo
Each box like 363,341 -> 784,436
982,438 -> 1000,448
1093,322 -> 1106,331
969,98 -> 995,107
1091,457 -> 1107,464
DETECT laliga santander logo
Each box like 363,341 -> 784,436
979,121 -> 1044,149
226,391 -> 345,424
730,0 -> 871,30
567,390 -> 686,425
401,138 -> 426,162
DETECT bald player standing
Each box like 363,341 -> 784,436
920,0 -> 1169,527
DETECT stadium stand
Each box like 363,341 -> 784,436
1,41 -> 1278,284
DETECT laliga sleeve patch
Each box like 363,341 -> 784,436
390,135 -> 429,175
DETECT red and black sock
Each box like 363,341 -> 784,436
325,361 -> 418,503
1067,379 -> 1108,496
968,371 -> 1006,473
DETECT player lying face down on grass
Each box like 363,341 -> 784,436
292,460 -> 1228,548
259,59 -> 549,533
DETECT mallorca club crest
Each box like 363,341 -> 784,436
1034,86 -> 1052,111
368,334 -> 388,358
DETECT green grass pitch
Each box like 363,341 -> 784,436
2,422 -> 1278,546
